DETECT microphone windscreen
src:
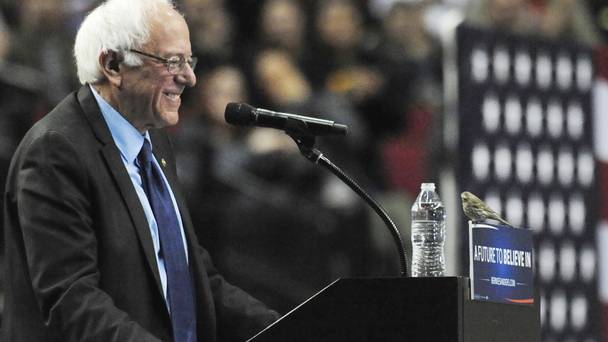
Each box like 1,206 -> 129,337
225,102 -> 255,126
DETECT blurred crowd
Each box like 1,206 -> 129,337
1,0 -> 607,313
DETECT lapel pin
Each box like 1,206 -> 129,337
161,158 -> 167,168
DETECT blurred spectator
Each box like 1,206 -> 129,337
253,48 -> 312,109
258,0 -> 307,58
7,0 -> 81,104
236,0 -> 312,110
375,0 -> 442,118
309,0 -> 379,93
182,0 -> 236,70
537,0 -> 601,46
464,0 -> 539,35
382,1 -> 436,62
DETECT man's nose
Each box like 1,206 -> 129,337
176,64 -> 196,87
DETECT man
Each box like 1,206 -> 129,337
2,0 -> 279,341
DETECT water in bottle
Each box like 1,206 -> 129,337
411,183 -> 446,277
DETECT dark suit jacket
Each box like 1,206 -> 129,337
2,85 -> 279,342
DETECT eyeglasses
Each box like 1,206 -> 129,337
128,49 -> 198,74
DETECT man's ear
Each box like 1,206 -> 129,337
99,50 -> 123,87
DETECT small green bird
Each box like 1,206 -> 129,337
461,191 -> 511,226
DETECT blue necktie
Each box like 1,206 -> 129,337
138,139 -> 197,342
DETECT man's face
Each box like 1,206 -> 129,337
118,7 -> 196,132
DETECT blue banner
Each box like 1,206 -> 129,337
469,221 -> 534,305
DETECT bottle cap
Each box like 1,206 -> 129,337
421,183 -> 435,191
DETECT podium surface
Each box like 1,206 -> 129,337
249,277 -> 540,341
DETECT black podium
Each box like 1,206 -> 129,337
249,277 -> 540,341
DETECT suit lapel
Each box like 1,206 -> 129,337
77,85 -> 165,300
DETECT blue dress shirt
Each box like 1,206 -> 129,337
90,85 -> 189,303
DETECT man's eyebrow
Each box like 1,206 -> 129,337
159,50 -> 192,56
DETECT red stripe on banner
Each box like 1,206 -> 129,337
605,307 -> 608,342
597,46 -> 608,81
505,298 -> 534,304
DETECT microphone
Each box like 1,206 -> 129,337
225,103 -> 348,136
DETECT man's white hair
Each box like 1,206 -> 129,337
74,0 -> 175,85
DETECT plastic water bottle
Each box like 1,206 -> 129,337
411,183 -> 446,277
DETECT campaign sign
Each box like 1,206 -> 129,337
469,221 -> 534,305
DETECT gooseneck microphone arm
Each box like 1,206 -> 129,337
318,155 -> 409,277
283,119 -> 409,277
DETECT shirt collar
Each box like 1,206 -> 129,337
89,84 -> 151,164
